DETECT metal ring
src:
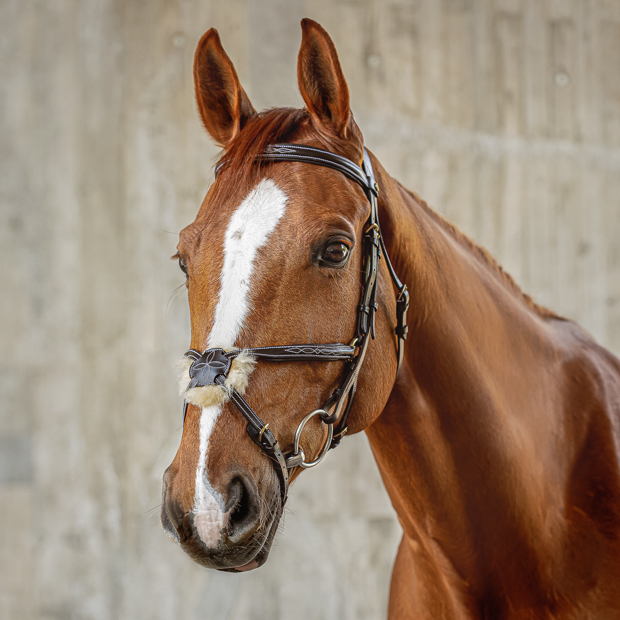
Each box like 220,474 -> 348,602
289,409 -> 333,469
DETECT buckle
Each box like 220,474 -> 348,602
396,286 -> 410,341
397,285 -> 409,305
365,222 -> 380,236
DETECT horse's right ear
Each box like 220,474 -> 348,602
297,19 -> 351,138
193,29 -> 256,147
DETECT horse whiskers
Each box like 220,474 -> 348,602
235,495 -> 281,552
257,495 -> 278,530
144,503 -> 162,515
144,504 -> 163,524
250,524 -> 276,549
258,498 -> 270,529
165,283 -> 187,318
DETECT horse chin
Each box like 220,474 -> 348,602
219,545 -> 270,573
220,504 -> 282,573
175,489 -> 282,572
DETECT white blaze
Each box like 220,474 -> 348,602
193,179 -> 287,547
194,404 -> 226,548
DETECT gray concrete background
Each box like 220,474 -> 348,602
1,0 -> 619,618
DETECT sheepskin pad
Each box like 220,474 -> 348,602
177,350 -> 257,408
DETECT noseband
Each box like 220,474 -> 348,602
181,144 -> 409,504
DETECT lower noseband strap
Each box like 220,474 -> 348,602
222,378 -> 290,504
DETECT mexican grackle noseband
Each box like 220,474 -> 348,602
181,144 -> 409,504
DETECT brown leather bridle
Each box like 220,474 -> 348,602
181,144 -> 409,504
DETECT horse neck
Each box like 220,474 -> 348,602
368,162 -> 563,594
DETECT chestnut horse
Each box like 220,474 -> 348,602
162,19 -> 620,619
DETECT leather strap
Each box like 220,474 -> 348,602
361,149 -> 409,371
185,343 -> 354,363
215,376 -> 290,503
259,144 -> 377,199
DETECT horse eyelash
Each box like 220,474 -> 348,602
171,252 -> 189,281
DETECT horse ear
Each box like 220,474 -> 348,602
297,19 -> 351,137
193,29 -> 256,147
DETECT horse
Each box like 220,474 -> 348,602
161,18 -> 620,619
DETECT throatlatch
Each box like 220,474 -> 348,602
181,144 -> 409,504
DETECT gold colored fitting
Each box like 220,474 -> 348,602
258,423 -> 269,442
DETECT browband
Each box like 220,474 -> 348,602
183,144 -> 410,504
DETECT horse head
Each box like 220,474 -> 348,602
161,19 -> 401,571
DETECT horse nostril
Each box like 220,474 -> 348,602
226,474 -> 261,545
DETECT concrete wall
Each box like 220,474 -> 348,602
1,0 -> 619,618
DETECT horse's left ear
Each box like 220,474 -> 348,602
193,28 -> 256,147
297,19 -> 352,138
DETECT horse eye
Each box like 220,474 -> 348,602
321,241 -> 350,266
178,257 -> 188,277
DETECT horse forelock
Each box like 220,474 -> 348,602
210,106 -> 363,201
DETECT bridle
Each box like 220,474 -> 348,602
181,144 -> 409,504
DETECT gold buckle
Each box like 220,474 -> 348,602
258,423 -> 269,442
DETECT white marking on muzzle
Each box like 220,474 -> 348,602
192,179 -> 287,548
194,403 -> 227,547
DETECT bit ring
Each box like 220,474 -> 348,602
286,409 -> 333,469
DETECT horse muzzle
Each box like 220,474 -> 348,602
161,466 -> 281,571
